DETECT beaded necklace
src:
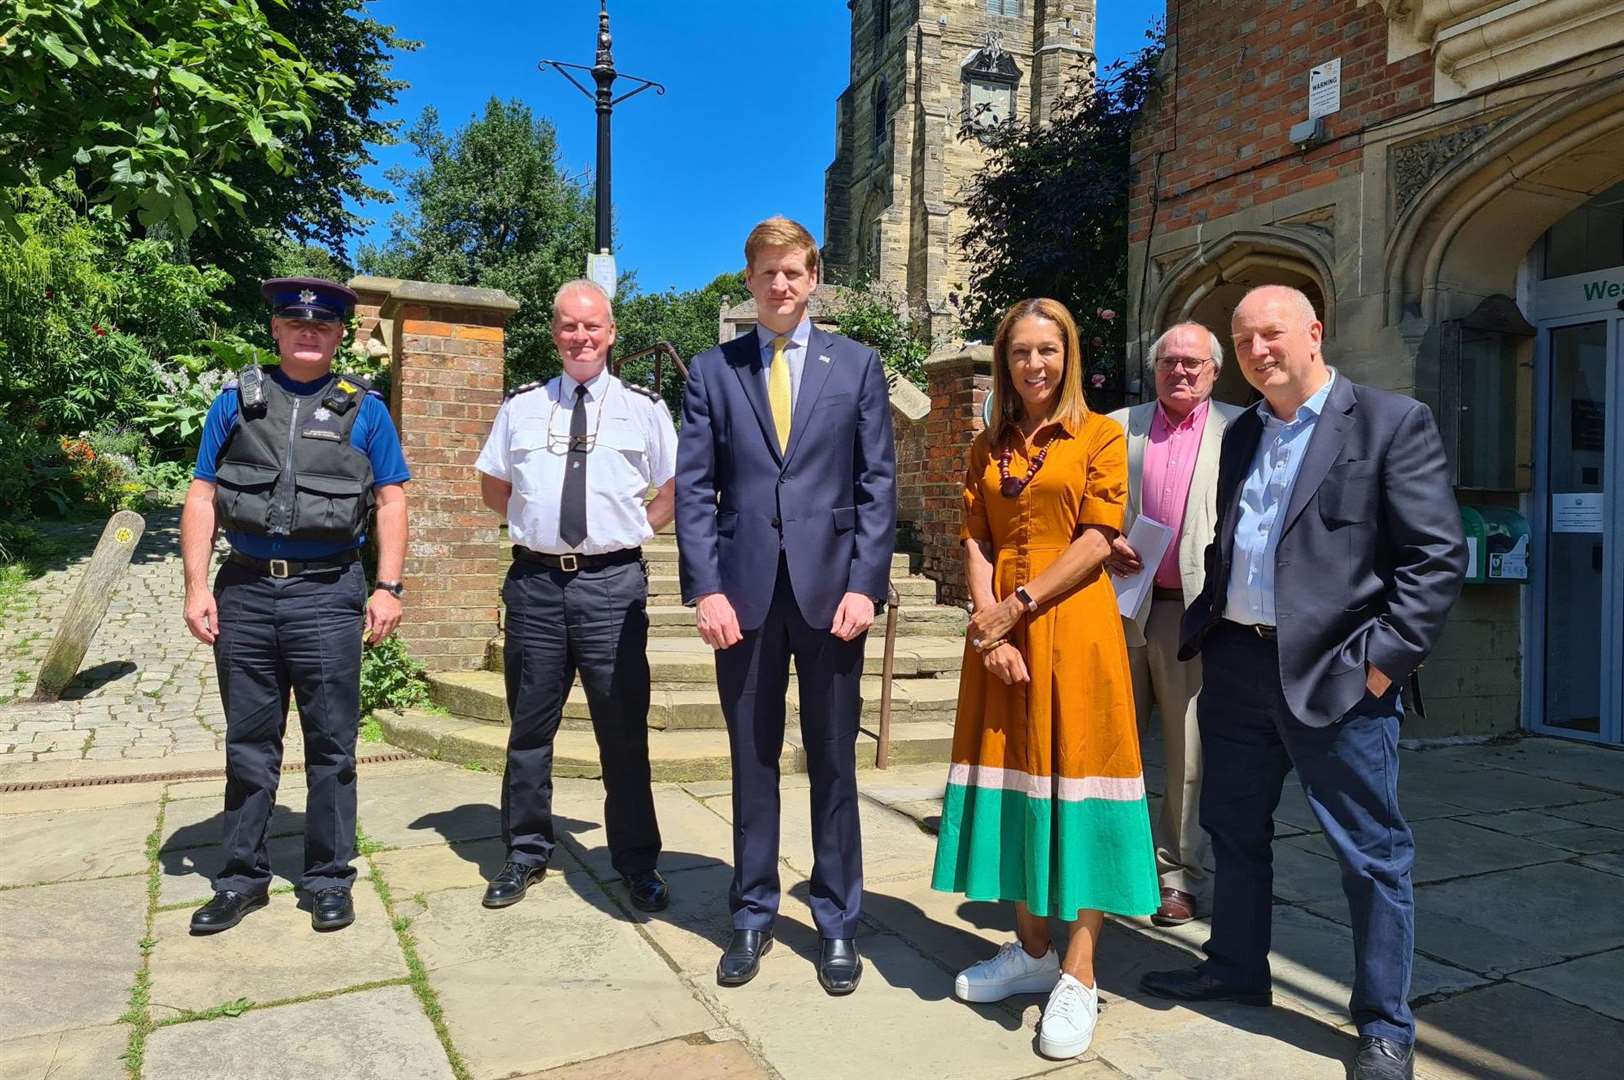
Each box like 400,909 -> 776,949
997,424 -> 1060,497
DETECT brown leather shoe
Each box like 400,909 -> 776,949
1152,887 -> 1196,927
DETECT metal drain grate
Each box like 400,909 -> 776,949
0,750 -> 419,793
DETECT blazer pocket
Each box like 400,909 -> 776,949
1318,460 -> 1378,527
819,392 -> 855,406
832,505 -> 856,532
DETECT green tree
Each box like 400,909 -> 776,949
359,99 -> 596,384
957,23 -> 1164,406
0,0 -> 349,237
829,276 -> 930,390
614,271 -> 746,409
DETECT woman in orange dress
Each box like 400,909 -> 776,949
931,298 -> 1158,1060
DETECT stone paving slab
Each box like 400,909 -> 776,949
1458,808 -> 1589,836
160,790 -> 306,851
1426,740 -> 1624,795
1412,981 -> 1624,1080
1508,948 -> 1624,1021
702,787 -> 940,885
1302,817 -> 1569,885
1579,851 -> 1624,877
156,834 -> 322,906
1392,758 -> 1612,812
516,1036 -> 771,1079
1532,824 -> 1624,854
1085,992 -> 1357,1080
148,885 -> 405,1014
372,835 -> 589,896
1310,861 -> 1624,976
143,985 -> 454,1080
409,884 -> 716,1079
0,1023 -> 130,1080
1547,797 -> 1624,830
557,784 -> 734,882
0,779 -> 168,815
0,876 -> 145,1040
356,768 -> 505,851
0,803 -> 154,887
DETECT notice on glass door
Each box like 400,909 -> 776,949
1552,492 -> 1604,533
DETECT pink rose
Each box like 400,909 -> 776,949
1091,373 -> 1106,388
1096,308 -> 1117,321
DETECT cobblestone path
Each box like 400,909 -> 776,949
0,509 -> 228,767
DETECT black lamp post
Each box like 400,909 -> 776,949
540,1 -> 664,284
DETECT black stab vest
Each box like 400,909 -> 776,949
211,365 -> 376,544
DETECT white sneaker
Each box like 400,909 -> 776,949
1038,973 -> 1099,1059
953,940 -> 1061,1003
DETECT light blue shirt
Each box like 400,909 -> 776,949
1224,370 -> 1338,626
756,317 -> 811,409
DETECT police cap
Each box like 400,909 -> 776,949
261,277 -> 358,323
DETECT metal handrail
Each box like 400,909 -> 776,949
621,338 -> 904,768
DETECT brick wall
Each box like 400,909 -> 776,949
370,280 -> 519,672
1129,0 -> 1433,244
913,346 -> 993,607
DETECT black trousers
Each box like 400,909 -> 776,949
500,558 -> 661,876
213,559 -> 365,895
715,559 -> 866,939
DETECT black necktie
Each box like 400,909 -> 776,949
560,384 -> 588,548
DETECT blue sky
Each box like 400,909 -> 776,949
353,1 -> 1165,294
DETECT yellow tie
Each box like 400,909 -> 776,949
769,335 -> 792,453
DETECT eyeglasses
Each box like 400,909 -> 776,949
1155,355 -> 1213,373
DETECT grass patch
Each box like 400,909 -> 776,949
366,857 -> 472,1080
149,978 -> 411,1029
359,716 -> 384,743
0,562 -> 35,619
354,825 -> 392,858
121,791 -> 170,1077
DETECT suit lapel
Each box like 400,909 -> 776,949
729,330 -> 783,465
782,327 -> 837,465
1184,401 -> 1226,522
1217,407 -> 1263,574
1280,376 -> 1356,537
1125,402 -> 1152,517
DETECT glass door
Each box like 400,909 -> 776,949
1531,316 -> 1621,743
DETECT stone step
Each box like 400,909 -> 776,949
426,669 -> 961,732
643,604 -> 965,640
483,633 -> 966,682
378,708 -> 955,781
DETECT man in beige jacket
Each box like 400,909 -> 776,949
1107,323 -> 1244,926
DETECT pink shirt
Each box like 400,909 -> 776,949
1141,399 -> 1210,591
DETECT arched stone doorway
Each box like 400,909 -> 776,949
1144,231 -> 1336,407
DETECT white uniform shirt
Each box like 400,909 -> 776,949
475,367 -> 678,555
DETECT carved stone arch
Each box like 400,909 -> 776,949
1385,77 -> 1624,326
856,188 -> 889,277
1143,228 -> 1337,405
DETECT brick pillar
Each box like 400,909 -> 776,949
375,281 -> 519,671
918,345 -> 993,606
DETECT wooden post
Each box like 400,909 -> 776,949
32,510 -> 145,701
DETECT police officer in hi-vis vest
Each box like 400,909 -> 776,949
180,277 -> 411,934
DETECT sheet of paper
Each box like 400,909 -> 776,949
1113,514 -> 1176,619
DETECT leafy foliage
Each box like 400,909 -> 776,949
360,99 -> 596,386
0,0 -> 349,236
829,276 -> 930,389
359,633 -> 431,715
957,23 -> 1165,402
614,271 -> 747,410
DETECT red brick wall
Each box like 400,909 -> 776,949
1130,0 -> 1433,242
383,297 -> 511,671
915,349 -> 992,607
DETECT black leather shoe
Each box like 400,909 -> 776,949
1353,1037 -> 1414,1080
483,861 -> 546,908
626,869 -> 669,912
817,937 -> 863,996
1140,967 -> 1272,1007
311,887 -> 355,931
190,890 -> 268,934
716,929 -> 773,987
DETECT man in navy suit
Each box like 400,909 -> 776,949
676,216 -> 896,995
1140,286 -> 1466,1080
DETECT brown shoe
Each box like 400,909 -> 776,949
1152,887 -> 1196,927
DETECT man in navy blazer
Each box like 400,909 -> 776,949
1140,286 -> 1465,1080
676,217 -> 896,995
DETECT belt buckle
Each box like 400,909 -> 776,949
268,559 -> 290,579
559,553 -> 579,573
1253,623 -> 1275,639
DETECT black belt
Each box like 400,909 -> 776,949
1152,585 -> 1184,602
512,545 -> 641,573
228,549 -> 359,578
1222,619 -> 1276,639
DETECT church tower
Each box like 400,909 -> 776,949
823,0 -> 1094,343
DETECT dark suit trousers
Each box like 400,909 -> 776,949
1196,621 -> 1416,1043
716,559 -> 865,939
500,560 -> 661,877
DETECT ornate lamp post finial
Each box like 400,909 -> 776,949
596,0 -> 613,69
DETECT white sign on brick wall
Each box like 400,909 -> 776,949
1309,58 -> 1341,119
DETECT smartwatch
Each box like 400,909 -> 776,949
1015,585 -> 1037,612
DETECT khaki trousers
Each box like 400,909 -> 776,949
1129,596 -> 1211,895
